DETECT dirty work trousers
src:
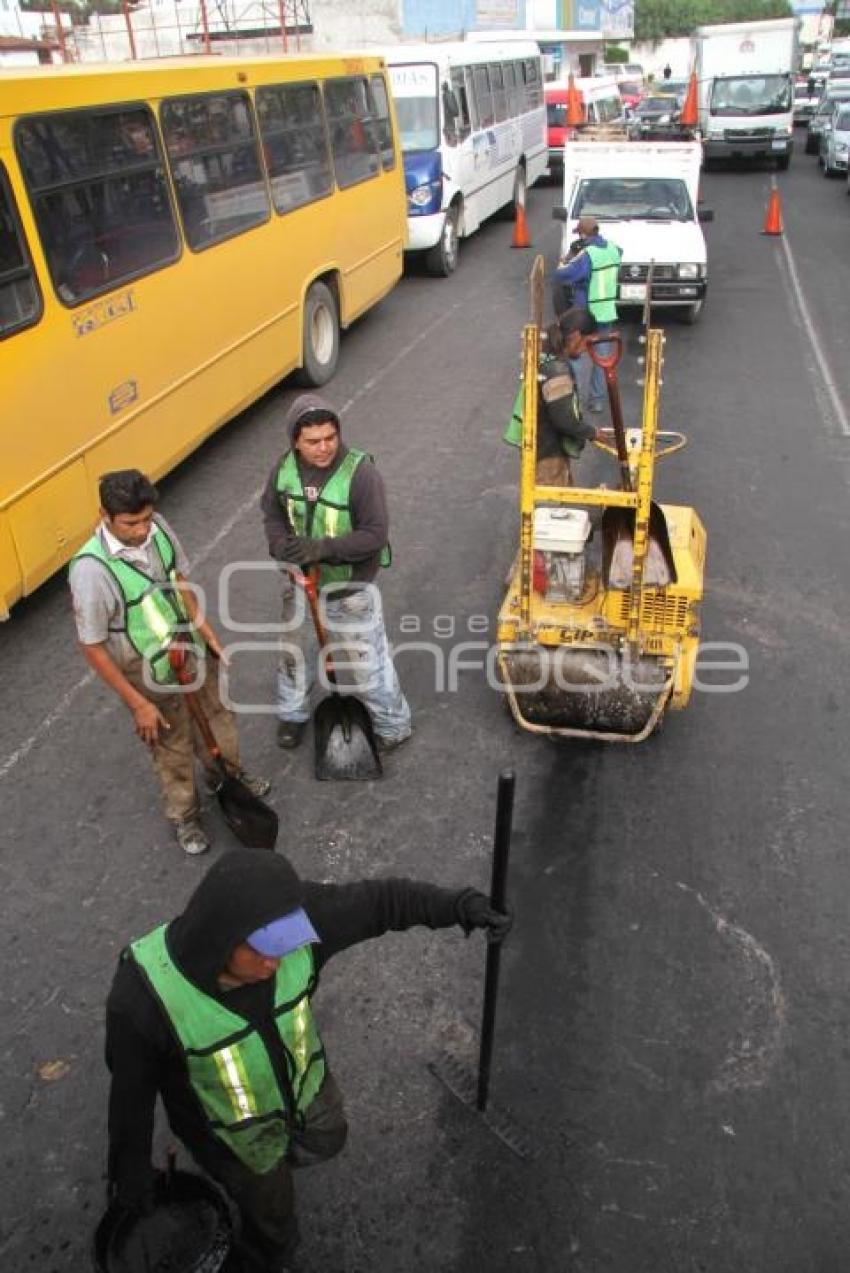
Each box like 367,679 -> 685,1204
535,454 -> 572,486
123,656 -> 240,825
276,584 -> 411,743
207,1073 -> 348,1272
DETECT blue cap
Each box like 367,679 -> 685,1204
246,907 -> 319,958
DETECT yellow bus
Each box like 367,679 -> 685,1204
0,54 -> 406,618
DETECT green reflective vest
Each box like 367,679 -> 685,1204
586,241 -> 622,323
71,525 -> 193,684
131,923 -> 326,1174
275,448 -> 390,588
503,357 -> 586,459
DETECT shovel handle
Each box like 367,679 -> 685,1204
587,331 -> 631,493
168,644 -> 224,763
298,570 -> 338,684
476,770 -> 516,1112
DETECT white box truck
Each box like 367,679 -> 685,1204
554,141 -> 713,324
694,17 -> 800,168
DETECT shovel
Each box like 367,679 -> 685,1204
168,644 -> 278,850
587,332 -> 676,586
300,570 -> 382,783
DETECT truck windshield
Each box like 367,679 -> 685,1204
573,177 -> 694,221
710,75 -> 792,117
389,64 -> 440,152
547,102 -> 566,127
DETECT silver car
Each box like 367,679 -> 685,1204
820,102 -> 850,176
806,89 -> 850,153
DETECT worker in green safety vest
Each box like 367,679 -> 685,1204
69,469 -> 269,856
105,848 -> 512,1271
553,214 -> 622,414
261,394 -> 411,755
503,306 -> 599,487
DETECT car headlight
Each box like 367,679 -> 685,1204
408,181 -> 441,209
659,114 -> 671,124
678,263 -> 701,279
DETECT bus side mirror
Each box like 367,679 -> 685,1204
698,207 -> 714,223
552,206 -> 568,221
442,84 -> 460,120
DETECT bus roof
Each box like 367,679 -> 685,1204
382,39 -> 541,69
0,52 -> 392,113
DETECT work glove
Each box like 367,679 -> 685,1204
455,889 -> 513,945
110,1166 -> 157,1218
286,536 -> 327,566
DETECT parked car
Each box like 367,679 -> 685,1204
819,101 -> 850,176
628,93 -> 682,138
806,87 -> 850,153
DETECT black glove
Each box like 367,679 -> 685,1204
455,890 -> 513,944
110,1167 -> 157,1218
286,537 -> 327,566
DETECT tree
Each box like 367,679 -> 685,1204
634,0 -> 793,41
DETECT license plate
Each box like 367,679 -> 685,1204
771,140 -> 787,150
620,283 -> 646,301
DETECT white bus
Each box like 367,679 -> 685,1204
385,40 -> 546,275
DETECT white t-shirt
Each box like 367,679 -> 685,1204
68,513 -> 189,668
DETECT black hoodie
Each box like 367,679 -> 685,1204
105,850 -> 471,1194
260,393 -> 389,581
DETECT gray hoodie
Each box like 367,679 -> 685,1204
260,393 -> 389,583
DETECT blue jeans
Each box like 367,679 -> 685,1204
588,320 -> 615,408
277,583 -> 411,742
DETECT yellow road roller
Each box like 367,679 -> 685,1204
496,321 -> 706,742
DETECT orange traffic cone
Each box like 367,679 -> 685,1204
566,73 -> 584,128
680,69 -> 699,130
762,183 -> 783,236
511,199 -> 531,249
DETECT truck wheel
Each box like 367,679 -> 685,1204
776,154 -> 790,172
425,206 -> 459,277
294,281 -> 339,386
681,300 -> 703,325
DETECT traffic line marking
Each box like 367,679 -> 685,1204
0,306 -> 461,785
776,227 -> 850,438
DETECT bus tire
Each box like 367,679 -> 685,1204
295,281 -> 339,386
681,300 -> 703,325
425,207 -> 459,277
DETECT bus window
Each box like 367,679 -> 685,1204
489,64 -> 507,122
473,65 -> 494,128
15,105 -> 180,305
0,165 -> 41,338
324,77 -> 381,189
464,67 -> 479,131
449,67 -> 472,141
368,74 -> 397,171
522,58 -> 543,110
503,62 -> 520,118
256,81 -> 333,214
161,92 -> 270,251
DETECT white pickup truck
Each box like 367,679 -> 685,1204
554,141 -> 714,325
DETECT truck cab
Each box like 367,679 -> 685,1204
694,17 -> 799,169
554,141 -> 713,325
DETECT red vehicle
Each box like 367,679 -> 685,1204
545,76 -> 625,177
545,83 -> 579,178
618,79 -> 643,112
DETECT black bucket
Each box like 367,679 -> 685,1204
92,1170 -> 232,1273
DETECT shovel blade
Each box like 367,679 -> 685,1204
314,693 -> 382,782
217,776 -> 278,850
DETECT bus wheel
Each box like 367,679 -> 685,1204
425,207 -> 459,277
296,281 -> 339,386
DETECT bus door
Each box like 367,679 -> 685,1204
443,66 -> 476,227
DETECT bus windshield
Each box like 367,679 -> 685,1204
389,63 -> 439,152
710,75 -> 791,116
574,177 -> 694,222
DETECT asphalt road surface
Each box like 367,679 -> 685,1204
2,141 -> 850,1273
